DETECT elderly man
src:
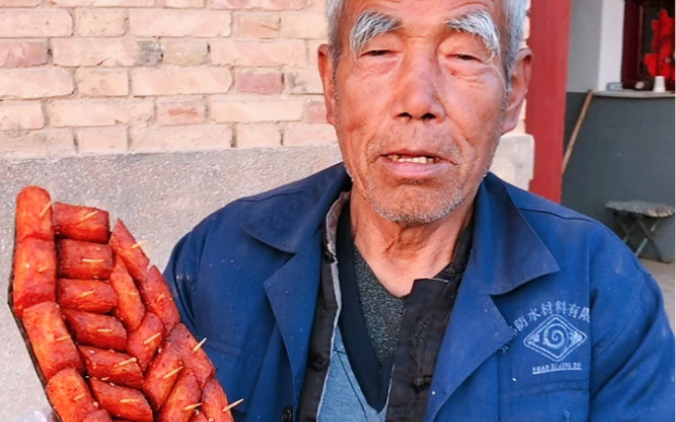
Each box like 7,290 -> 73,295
165,0 -> 675,421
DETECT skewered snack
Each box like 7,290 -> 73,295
9,186 -> 242,422
57,279 -> 118,313
53,202 -> 110,244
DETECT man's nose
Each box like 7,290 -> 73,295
394,54 -> 445,123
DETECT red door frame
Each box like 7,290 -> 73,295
525,0 -> 572,202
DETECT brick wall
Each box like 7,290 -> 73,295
0,1 -> 528,158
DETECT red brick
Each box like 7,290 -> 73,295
48,99 -> 153,128
304,99 -> 328,123
132,67 -> 232,96
157,99 -> 206,126
75,69 -> 129,97
0,68 -> 73,100
130,126 -> 232,152
159,0 -> 204,7
0,102 -> 44,131
162,39 -> 208,66
76,8 -> 127,37
53,38 -> 162,67
281,13 -> 327,39
0,0 -> 41,5
77,127 -> 128,154
236,69 -> 283,94
211,39 -> 306,67
234,13 -> 279,39
286,69 -> 323,94
49,0 -> 153,6
129,10 -> 231,37
210,95 -> 304,122
236,123 -> 280,148
1,129 -> 75,159
209,0 -> 303,11
0,10 -> 72,37
0,42 -> 47,68
283,123 -> 336,146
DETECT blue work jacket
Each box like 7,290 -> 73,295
164,163 -> 675,422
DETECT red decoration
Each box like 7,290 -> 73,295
643,9 -> 675,82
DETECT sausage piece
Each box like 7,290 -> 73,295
63,309 -> 127,351
79,346 -> 144,389
138,266 -> 180,331
12,238 -> 56,318
90,379 -> 153,422
109,220 -> 149,282
109,257 -> 145,332
16,186 -> 53,242
46,368 -> 98,422
157,370 -> 201,422
57,239 -> 113,280
125,312 -> 164,372
83,410 -> 114,422
167,324 -> 214,388
57,279 -> 117,314
202,378 -> 236,422
142,342 -> 184,411
23,302 -> 83,380
54,202 -> 110,243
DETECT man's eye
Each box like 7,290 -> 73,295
364,50 -> 391,57
451,54 -> 478,61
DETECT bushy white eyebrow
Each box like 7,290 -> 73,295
349,10 -> 399,59
446,10 -> 501,58
348,9 -> 502,62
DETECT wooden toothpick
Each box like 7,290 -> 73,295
183,403 -> 202,412
39,202 -> 52,218
222,398 -> 244,413
162,366 -> 183,380
192,338 -> 207,353
79,210 -> 98,222
131,240 -> 148,249
143,332 -> 161,345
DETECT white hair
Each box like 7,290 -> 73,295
327,0 -> 527,78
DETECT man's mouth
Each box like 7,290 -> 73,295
386,154 -> 441,164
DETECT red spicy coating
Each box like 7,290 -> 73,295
109,256 -> 146,331
79,346 -> 144,389
138,266 -> 180,332
125,312 -> 164,372
12,238 -> 56,318
53,202 -> 110,243
109,220 -> 149,282
63,309 -> 127,351
15,186 -> 53,242
90,379 -> 153,422
167,324 -> 214,388
57,239 -> 113,280
142,342 -> 184,411
57,279 -> 118,314
23,301 -> 83,380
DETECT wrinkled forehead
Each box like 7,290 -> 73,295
340,0 -> 505,31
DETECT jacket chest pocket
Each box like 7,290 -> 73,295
499,385 -> 589,422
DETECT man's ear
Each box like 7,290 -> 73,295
501,48 -> 532,134
318,44 -> 337,126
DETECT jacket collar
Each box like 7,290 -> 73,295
244,165 -> 559,295
242,163 -> 351,254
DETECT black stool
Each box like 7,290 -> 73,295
606,200 -> 675,262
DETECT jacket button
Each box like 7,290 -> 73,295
282,406 -> 293,422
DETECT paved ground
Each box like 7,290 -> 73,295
641,259 -> 675,328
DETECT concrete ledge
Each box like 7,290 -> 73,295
0,138 -> 534,419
